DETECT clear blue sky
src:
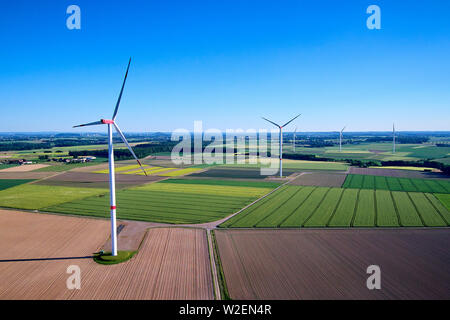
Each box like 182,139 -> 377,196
0,0 -> 449,132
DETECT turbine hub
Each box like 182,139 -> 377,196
101,119 -> 114,124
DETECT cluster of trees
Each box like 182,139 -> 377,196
365,136 -> 429,144
69,142 -> 177,160
0,139 -> 107,151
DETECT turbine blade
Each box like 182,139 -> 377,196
112,58 -> 132,120
261,117 -> 280,128
73,120 -> 103,128
341,126 -> 346,133
113,122 -> 147,176
281,114 -> 301,128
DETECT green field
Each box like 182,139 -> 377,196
221,160 -> 348,171
44,182 -> 275,224
220,186 -> 450,228
0,184 -> 107,209
0,179 -> 34,191
435,194 -> 450,211
343,174 -> 450,193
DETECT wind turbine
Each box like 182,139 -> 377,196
339,126 -> 346,152
293,126 -> 297,152
262,114 -> 301,178
73,58 -> 147,256
393,123 -> 396,153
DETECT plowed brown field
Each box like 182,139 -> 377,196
290,172 -> 347,187
0,210 -> 213,300
215,229 -> 450,299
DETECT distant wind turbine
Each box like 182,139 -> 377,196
73,58 -> 147,257
262,114 -> 301,177
393,123 -> 396,153
339,126 -> 346,152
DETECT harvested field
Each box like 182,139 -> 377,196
349,167 -> 448,179
0,164 -> 49,172
220,186 -> 450,228
215,229 -> 450,299
0,210 -> 213,299
35,171 -> 164,189
290,172 -> 347,187
0,171 -> 57,180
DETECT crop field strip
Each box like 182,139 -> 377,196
44,183 -> 274,224
0,184 -> 108,210
0,179 -> 35,191
93,164 -> 151,174
220,185 -> 450,228
343,174 -> 450,193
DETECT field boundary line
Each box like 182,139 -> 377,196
406,192 -> 426,226
252,187 -> 303,227
277,186 -> 317,227
390,191 -> 402,227
326,187 -> 346,227
423,193 -> 448,225
207,229 -> 221,300
215,177 -> 295,228
435,179 -> 450,193
349,189 -> 360,227
374,189 -> 378,227
302,187 -> 332,227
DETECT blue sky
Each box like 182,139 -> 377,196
0,0 -> 449,132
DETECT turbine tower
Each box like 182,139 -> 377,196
293,126 -> 297,152
339,126 -> 346,152
262,114 -> 301,178
73,58 -> 147,256
393,123 -> 396,153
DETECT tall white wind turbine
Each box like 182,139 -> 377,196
262,114 -> 301,178
393,123 -> 396,153
73,58 -> 147,256
339,126 -> 346,152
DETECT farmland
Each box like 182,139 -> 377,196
0,210 -> 213,299
221,159 -> 348,171
435,193 -> 450,210
0,179 -> 34,191
290,172 -> 347,187
44,182 -> 274,224
343,174 -> 450,193
220,185 -> 450,228
0,184 -> 108,210
214,229 -> 450,299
